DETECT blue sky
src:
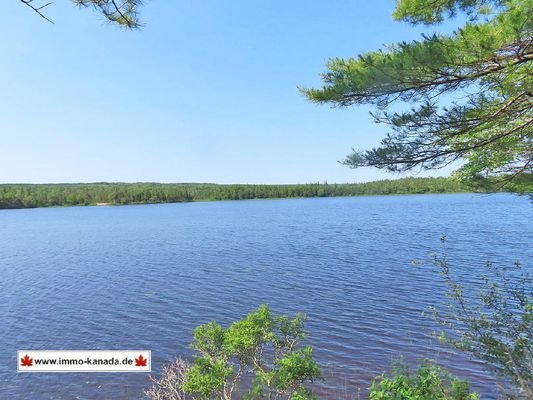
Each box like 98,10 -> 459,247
1,1 -> 462,184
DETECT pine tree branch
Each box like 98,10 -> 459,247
20,0 -> 54,24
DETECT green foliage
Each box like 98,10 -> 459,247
273,348 -> 321,392
182,358 -> 233,399
72,0 -> 142,28
303,0 -> 532,180
192,321 -> 226,361
369,361 -> 479,400
430,239 -> 532,398
0,176 -> 522,209
147,305 -> 321,400
461,172 -> 533,194
392,0 -> 501,24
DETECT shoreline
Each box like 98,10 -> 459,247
0,190 -> 514,211
1,177 -> 530,210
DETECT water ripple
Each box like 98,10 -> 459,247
0,194 -> 531,399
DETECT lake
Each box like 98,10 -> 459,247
1,193 -> 531,399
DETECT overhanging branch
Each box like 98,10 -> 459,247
20,0 -> 54,24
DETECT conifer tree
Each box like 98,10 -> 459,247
303,0 -> 532,181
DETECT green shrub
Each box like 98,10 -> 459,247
430,238 -> 532,399
145,305 -> 321,400
369,362 -> 479,400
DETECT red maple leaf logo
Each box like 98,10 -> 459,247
135,354 -> 148,367
20,354 -> 33,367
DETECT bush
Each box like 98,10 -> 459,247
145,305 -> 321,400
430,238 -> 532,399
145,357 -> 190,400
369,361 -> 479,400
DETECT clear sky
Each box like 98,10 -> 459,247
1,1 -> 463,184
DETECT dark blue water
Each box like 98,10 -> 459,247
1,194 -> 531,399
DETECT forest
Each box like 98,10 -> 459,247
1,176 -> 530,209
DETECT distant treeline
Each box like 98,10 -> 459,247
0,176 -> 530,209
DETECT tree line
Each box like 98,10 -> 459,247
1,176 -> 530,209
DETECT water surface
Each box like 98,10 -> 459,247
1,194 -> 531,399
